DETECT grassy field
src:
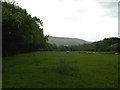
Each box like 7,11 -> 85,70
2,51 -> 118,88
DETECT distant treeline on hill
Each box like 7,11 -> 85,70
45,37 -> 120,52
2,1 -> 120,57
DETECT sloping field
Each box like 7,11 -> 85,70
2,51 -> 118,88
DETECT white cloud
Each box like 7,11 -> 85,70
15,0 -> 118,41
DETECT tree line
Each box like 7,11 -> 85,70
2,1 -> 48,56
44,37 -> 120,52
2,1 -> 120,56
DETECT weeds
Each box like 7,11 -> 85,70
56,59 -> 78,76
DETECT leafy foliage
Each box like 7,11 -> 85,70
2,1 -> 48,56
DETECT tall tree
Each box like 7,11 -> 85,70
2,1 -> 48,56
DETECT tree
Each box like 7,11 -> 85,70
2,1 -> 48,56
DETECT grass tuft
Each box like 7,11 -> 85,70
56,59 -> 78,76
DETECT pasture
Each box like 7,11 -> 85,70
2,51 -> 118,88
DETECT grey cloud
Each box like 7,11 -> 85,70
99,2 -> 117,8
99,2 -> 118,18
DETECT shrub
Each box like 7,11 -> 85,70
56,59 -> 78,76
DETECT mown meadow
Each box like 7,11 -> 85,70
2,51 -> 118,88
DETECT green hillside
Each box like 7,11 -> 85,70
46,37 -> 120,52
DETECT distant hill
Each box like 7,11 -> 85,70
91,37 -> 120,52
47,36 -> 91,46
62,37 -> 120,52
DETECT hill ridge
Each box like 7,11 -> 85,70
47,36 -> 91,46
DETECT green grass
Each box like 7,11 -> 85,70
2,51 -> 118,88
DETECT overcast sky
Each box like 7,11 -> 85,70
14,0 -> 118,41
